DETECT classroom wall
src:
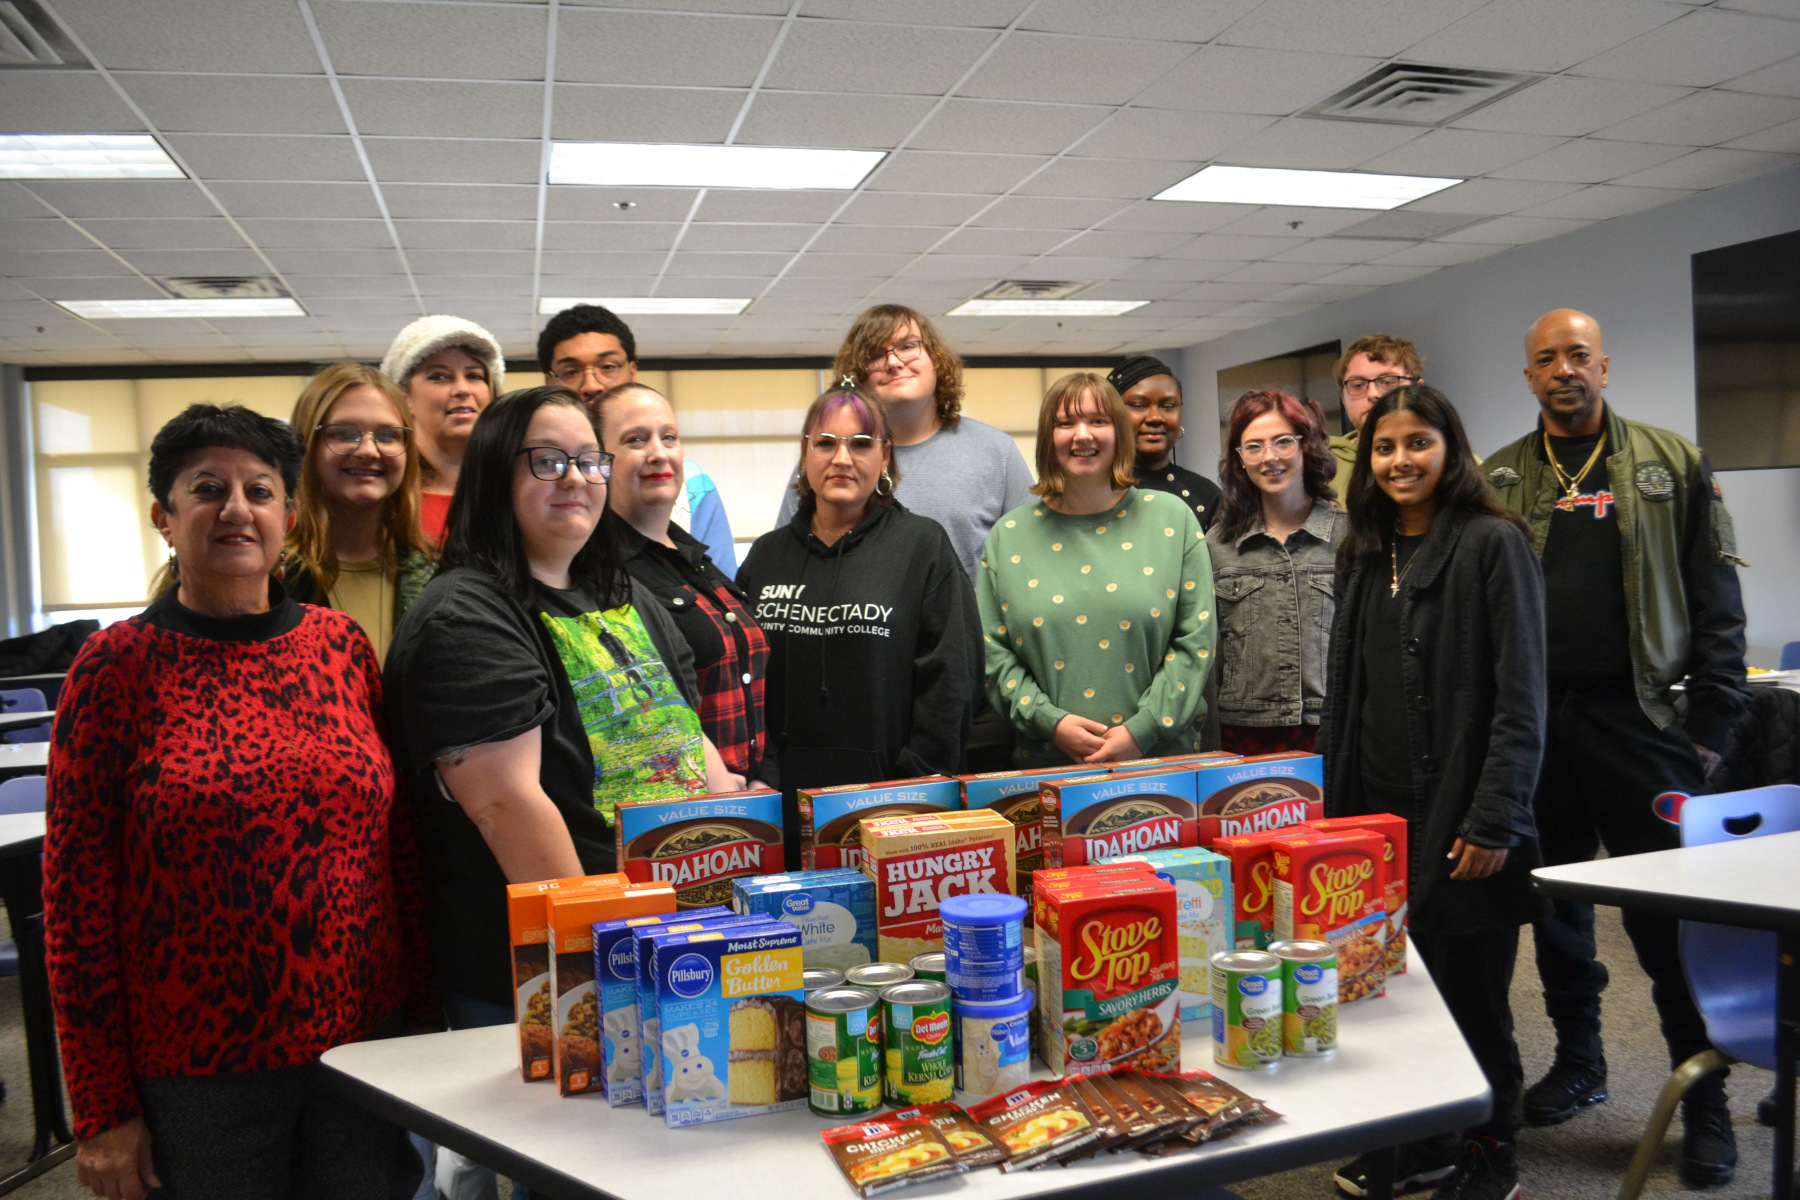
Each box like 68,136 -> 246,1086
1172,163 -> 1800,668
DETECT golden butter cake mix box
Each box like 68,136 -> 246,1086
546,883 -> 677,1095
1194,753 -> 1324,845
615,790 -> 785,909
1035,876 -> 1181,1076
800,776 -> 961,871
858,810 -> 1016,963
506,873 -> 627,1081
957,765 -> 1096,896
1040,766 -> 1199,868
1271,829 -> 1388,1003
1307,813 -> 1409,975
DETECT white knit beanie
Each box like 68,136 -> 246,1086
380,315 -> 506,396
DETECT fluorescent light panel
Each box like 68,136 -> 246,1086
58,298 -> 306,319
539,297 -> 749,316
549,142 -> 884,190
946,299 -> 1148,317
1154,165 -> 1460,210
0,134 -> 184,180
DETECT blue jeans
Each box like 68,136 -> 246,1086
438,994 -> 529,1200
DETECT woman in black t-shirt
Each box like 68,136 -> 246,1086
1319,386 -> 1547,1200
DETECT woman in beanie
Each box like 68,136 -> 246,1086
381,315 -> 505,543
1107,354 -> 1223,532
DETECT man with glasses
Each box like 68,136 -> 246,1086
537,303 -> 741,575
1332,334 -> 1424,501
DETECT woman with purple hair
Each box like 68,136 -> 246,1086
738,384 -> 982,865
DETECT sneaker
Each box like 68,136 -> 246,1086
1332,1142 -> 1460,1197
1681,1093 -> 1737,1188
1521,1059 -> 1607,1126
1758,1089 -> 1777,1128
1431,1137 -> 1520,1200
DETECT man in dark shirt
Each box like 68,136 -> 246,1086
1485,308 -> 1749,1188
1107,355 -> 1222,531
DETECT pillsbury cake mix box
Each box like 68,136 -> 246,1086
1096,846 -> 1232,1024
650,922 -> 807,1128
592,906 -> 731,1107
635,913 -> 770,1114
732,869 -> 877,972
798,775 -> 962,870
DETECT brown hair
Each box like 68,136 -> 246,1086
791,385 -> 900,512
1213,390 -> 1336,544
287,363 -> 433,595
833,305 -> 964,427
590,381 -> 667,442
1335,333 -> 1423,384
1031,372 -> 1136,499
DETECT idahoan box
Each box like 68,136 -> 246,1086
800,776 -> 962,871
1194,753 -> 1324,845
546,883 -> 677,1095
1212,827 -> 1310,950
959,765 -> 1095,896
859,810 -> 1017,963
1308,813 -> 1409,976
1271,828 -> 1388,1003
1035,875 -> 1180,1077
506,873 -> 627,1082
616,790 -> 785,909
1040,766 -> 1199,868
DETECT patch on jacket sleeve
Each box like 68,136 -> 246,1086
1486,465 -> 1521,488
1634,461 -> 1675,501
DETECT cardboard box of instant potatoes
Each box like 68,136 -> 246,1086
1194,753 -> 1324,845
958,765 -> 1096,896
798,775 -> 960,871
615,790 -> 784,909
506,873 -> 627,1082
1040,766 -> 1200,868
859,809 -> 1016,963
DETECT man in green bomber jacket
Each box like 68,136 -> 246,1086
1484,308 -> 1749,1189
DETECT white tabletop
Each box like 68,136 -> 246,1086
0,711 -> 52,731
1533,831 -> 1800,933
0,742 -> 47,778
323,959 -> 1489,1200
0,812 -> 45,858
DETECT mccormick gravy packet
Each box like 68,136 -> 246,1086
968,1079 -> 1104,1171
867,1103 -> 1009,1170
821,1120 -> 963,1197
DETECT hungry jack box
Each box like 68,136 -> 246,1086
1307,813 -> 1409,975
859,810 -> 1016,963
799,775 -> 961,870
1194,753 -> 1324,845
1034,874 -> 1180,1077
615,790 -> 785,909
1040,766 -> 1200,868
1271,828 -> 1388,1002
547,883 -> 678,1094
958,765 -> 1095,895
507,873 -> 627,1082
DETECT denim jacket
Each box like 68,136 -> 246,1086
1207,499 -> 1345,727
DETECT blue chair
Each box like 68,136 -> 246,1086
0,686 -> 50,744
1618,784 -> 1800,1200
0,772 -> 44,979
1781,642 -> 1800,672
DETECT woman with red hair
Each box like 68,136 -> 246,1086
1208,389 -> 1345,755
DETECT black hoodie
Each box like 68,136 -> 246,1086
738,501 -> 982,865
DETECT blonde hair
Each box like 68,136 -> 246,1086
1032,373 -> 1137,498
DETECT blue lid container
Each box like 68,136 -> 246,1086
941,894 -> 1028,1003
939,894 -> 1027,927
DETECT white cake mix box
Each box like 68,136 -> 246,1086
733,870 -> 877,971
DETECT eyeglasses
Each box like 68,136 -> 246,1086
1236,435 -> 1303,462
517,446 -> 613,482
1341,373 -> 1416,398
805,433 -> 885,457
865,338 -> 925,373
317,424 -> 410,457
549,361 -> 629,388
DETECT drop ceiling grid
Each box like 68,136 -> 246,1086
0,0 -> 1795,364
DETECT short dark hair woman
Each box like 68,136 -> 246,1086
46,403 -> 431,1200
384,386 -> 737,1025
1320,385 -> 1546,1200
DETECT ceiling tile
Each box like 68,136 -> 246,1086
571,0 -> 794,13
284,274 -> 420,298
807,225 -> 947,254
1597,90 -> 1800,145
1716,0 -> 1800,14
1312,262 -> 1437,287
1609,146 -> 1799,187
1076,109 -> 1277,162
542,222 -> 683,252
267,248 -> 405,274
1517,182 -> 1696,220
0,188 -> 53,220
364,138 -> 542,186
1438,214 -> 1595,242
833,191 -> 994,226
1262,282 -> 1373,304
0,219 -> 92,252
1212,118 -> 1423,170
681,223 -> 819,252
736,92 -> 937,150
1490,137 -> 1690,182
1052,229 -> 1192,258
1217,0 -> 1487,57
1401,0 -> 1685,73
1174,280 -> 1290,302
959,33 -> 1195,106
1356,128 -> 1565,177
117,249 -> 270,275
209,182 -> 381,219
1217,260 -> 1343,283
936,226 -> 1073,256
558,11 -> 783,87
910,100 -> 1112,155
75,218 -> 247,250
536,251 -> 668,275
786,251 -> 915,276
1023,255 -> 1146,280
764,22 -> 996,95
896,254 -> 1033,279
1137,45 -> 1383,116
338,80 -> 542,140
1170,233 -> 1307,259
1120,256 -> 1248,281
0,71 -> 146,134
395,220 -> 537,251
1216,206 -> 1403,236
1404,176 -> 1585,213
1724,55 -> 1800,99
1373,240 -> 1508,265
1081,278 -> 1195,299
1013,157 -> 1196,199
1452,75 -> 1694,136
19,180 -> 217,219
50,0 -> 320,72
316,2 -> 549,82
1020,0 -> 1263,42
1099,200 -> 1258,232
547,188 -> 701,221
166,134 -> 367,183
381,184 -> 540,221
407,249 -> 538,274
964,196 -> 1123,229
120,73 -> 347,136
552,85 -> 742,143
866,151 -> 1052,194
1270,238 -> 1393,264
1727,118 -> 1800,153
1572,8 -> 1800,87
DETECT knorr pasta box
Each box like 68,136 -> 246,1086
546,883 -> 678,1095
1308,813 -> 1409,975
1097,846 -> 1232,1024
506,873 -> 628,1082
799,775 -> 961,870
1035,875 -> 1180,1076
1271,828 -> 1388,1003
1212,827 -> 1307,949
616,790 -> 785,909
1040,766 -> 1199,868
958,765 -> 1096,895
1194,753 -> 1324,845
859,810 -> 1016,963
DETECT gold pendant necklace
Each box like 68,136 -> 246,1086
1545,429 -> 1607,502
1389,529 -> 1420,596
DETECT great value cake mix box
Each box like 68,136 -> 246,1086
860,810 -> 1016,963
650,922 -> 806,1127
1034,874 -> 1180,1077
616,790 -> 785,909
506,874 -> 627,1082
798,775 -> 961,870
1194,753 -> 1324,845
545,884 -> 677,1095
592,907 -> 732,1107
635,913 -> 772,1114
1307,813 -> 1409,976
958,765 -> 1096,895
1097,846 -> 1232,1024
1271,828 -> 1388,1003
1040,766 -> 1199,867
733,869 -> 877,971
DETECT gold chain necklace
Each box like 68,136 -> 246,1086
1389,532 -> 1422,597
1544,429 -> 1607,502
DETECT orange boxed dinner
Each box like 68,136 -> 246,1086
1035,873 -> 1180,1076
1308,813 -> 1408,975
546,883 -> 677,1094
506,873 -> 627,1081
858,809 -> 1015,963
1270,828 -> 1388,1002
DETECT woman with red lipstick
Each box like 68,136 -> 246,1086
1206,390 -> 1344,755
381,315 -> 504,543
285,363 -> 436,661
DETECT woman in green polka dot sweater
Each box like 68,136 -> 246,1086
978,372 -> 1217,769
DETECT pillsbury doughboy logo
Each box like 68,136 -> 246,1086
1635,461 -> 1675,502
668,952 -> 715,998
782,892 -> 815,916
1487,466 -> 1521,488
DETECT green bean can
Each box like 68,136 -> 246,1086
1272,939 -> 1338,1056
806,986 -> 883,1116
1211,950 -> 1283,1069
879,980 -> 954,1105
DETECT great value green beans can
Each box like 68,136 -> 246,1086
1271,939 -> 1338,1056
879,980 -> 954,1105
805,986 -> 883,1116
1211,950 -> 1283,1069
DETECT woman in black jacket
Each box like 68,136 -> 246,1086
738,384 -> 982,864
1320,385 -> 1547,1200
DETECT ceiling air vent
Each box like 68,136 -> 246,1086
976,280 -> 1088,301
158,276 -> 290,300
1307,63 -> 1540,128
0,1 -> 83,68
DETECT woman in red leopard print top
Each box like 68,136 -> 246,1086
45,404 -> 434,1200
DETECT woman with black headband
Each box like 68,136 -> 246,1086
1108,355 -> 1223,532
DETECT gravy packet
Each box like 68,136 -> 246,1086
821,1119 -> 963,1197
1100,1071 -> 1190,1151
1060,1076 -> 1130,1161
968,1079 -> 1104,1171
1146,1070 -> 1281,1150
880,1103 -> 1009,1170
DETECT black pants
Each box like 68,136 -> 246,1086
964,696 -> 1017,774
138,1062 -> 420,1200
1530,683 -> 1718,1076
1414,924 -> 1525,1142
